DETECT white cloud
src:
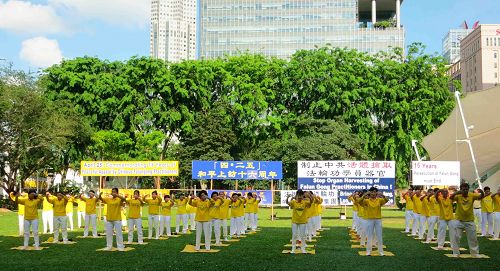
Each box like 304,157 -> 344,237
19,36 -> 63,68
0,0 -> 67,34
49,0 -> 150,28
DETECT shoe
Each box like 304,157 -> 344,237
301,250 -> 307,254
290,249 -> 295,254
52,240 -> 59,244
103,247 -> 112,251
451,253 -> 459,258
63,241 -> 69,244
436,246 -> 444,250
33,246 -> 42,250
125,241 -> 132,245
366,252 -> 371,256
117,247 -> 125,252
138,241 -> 144,244
423,241 -> 430,244
379,251 -> 385,256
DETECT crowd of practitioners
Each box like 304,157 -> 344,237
9,189 -> 261,251
286,190 -> 324,254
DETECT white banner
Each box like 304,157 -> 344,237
412,161 -> 460,186
280,190 -> 339,206
297,160 -> 396,178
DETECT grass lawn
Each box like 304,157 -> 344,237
0,207 -> 498,271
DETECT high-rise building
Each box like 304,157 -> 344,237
460,24 -> 500,92
150,0 -> 197,62
442,28 -> 473,64
199,0 -> 405,59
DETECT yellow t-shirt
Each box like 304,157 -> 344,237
160,200 -> 174,216
404,194 -> 414,210
10,193 -> 26,215
356,197 -> 365,218
303,199 -> 313,219
315,197 -> 323,215
230,199 -> 242,218
144,197 -> 162,215
42,197 -> 53,211
17,196 -> 43,220
66,199 -> 74,214
412,195 -> 422,214
362,198 -> 389,219
349,196 -> 359,212
190,199 -> 212,222
421,197 -> 430,217
219,198 -> 231,219
49,197 -> 68,216
77,199 -> 86,212
209,198 -> 222,219
453,192 -> 481,221
81,197 -> 97,215
186,202 -> 197,214
289,199 -> 309,224
126,198 -> 143,219
438,196 -> 454,221
481,195 -> 494,213
101,197 -> 123,221
245,198 -> 256,213
175,198 -> 188,215
428,196 -> 440,217
494,194 -> 500,212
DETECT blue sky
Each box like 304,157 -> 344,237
0,0 -> 499,71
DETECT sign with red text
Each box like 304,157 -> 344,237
412,161 -> 460,186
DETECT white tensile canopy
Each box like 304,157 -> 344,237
421,85 -> 500,189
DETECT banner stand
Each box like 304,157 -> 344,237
271,179 -> 274,221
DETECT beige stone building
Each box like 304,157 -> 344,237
460,24 -> 500,92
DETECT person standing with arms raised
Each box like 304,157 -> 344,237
99,188 -> 127,251
11,190 -> 44,249
80,190 -> 99,237
143,191 -> 162,240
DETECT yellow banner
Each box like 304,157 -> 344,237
100,189 -> 170,198
80,161 -> 179,176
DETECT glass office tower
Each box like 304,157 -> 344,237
199,0 -> 405,59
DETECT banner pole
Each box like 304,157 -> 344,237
271,179 -> 274,221
210,178 -> 213,190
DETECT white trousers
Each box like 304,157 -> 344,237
418,215 -> 428,239
237,216 -> 245,235
105,220 -> 124,249
450,220 -> 479,255
230,217 -> 238,236
306,218 -> 314,240
195,221 -> 212,250
473,209 -> 482,230
189,213 -> 196,230
53,216 -> 68,241
160,215 -> 171,236
66,213 -> 74,230
494,212 -> 500,239
412,213 -> 421,235
84,214 -> 97,237
148,215 -> 160,239
352,211 -> 358,231
23,219 -> 39,247
176,214 -> 188,233
42,210 -> 53,234
365,219 -> 383,254
405,210 -> 414,232
212,219 -> 221,244
437,219 -> 454,248
358,217 -> 367,246
128,218 -> 143,242
244,213 -> 250,229
481,212 -> 493,236
221,219 -> 228,240
77,211 -> 85,228
249,213 -> 257,230
291,223 -> 307,252
426,216 -> 439,241
18,214 -> 24,236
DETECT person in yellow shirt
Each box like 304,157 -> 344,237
435,188 -> 455,249
304,191 -> 315,242
411,189 -> 423,236
186,198 -> 197,231
492,187 -> 500,240
209,192 -> 223,245
250,192 -> 261,231
218,192 -> 232,241
160,194 -> 174,237
359,187 -> 389,256
425,188 -> 441,243
286,189 -> 311,254
80,190 -> 98,237
349,192 -> 360,233
229,193 -> 243,238
480,187 -> 494,237
66,196 -> 75,231
174,194 -> 189,234
47,192 -> 70,243
473,195 -> 482,232
237,194 -> 247,235
76,197 -> 86,228
402,187 -> 414,233
143,191 -> 162,240
355,190 -> 368,247
313,194 -> 323,233
418,190 -> 431,240
12,190 -> 44,250
125,190 -> 144,243
99,188 -> 127,251
449,183 -> 484,257
244,192 -> 256,232
42,191 -> 54,234
189,190 -> 215,251
10,189 -> 27,236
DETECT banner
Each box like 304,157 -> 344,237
80,161 -> 179,176
192,161 -> 282,180
280,190 -> 339,206
207,190 -> 273,205
412,161 -> 460,186
297,161 -> 395,205
100,189 -> 170,198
